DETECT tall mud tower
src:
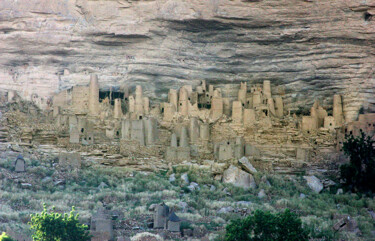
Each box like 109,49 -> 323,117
89,74 -> 100,116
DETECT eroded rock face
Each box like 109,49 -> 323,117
223,165 -> 256,189
0,0 -> 374,120
238,156 -> 257,174
303,175 -> 323,193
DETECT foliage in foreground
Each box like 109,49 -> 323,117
225,209 -> 309,241
340,131 -> 375,193
29,205 -> 90,241
0,232 -> 15,241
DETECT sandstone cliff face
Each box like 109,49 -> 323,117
0,0 -> 374,121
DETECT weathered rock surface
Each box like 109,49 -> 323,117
169,173 -> 176,182
181,173 -> 189,184
222,165 -> 256,189
0,0 -> 375,120
238,156 -> 257,174
217,206 -> 234,214
258,189 -> 266,199
303,175 -> 324,193
130,232 -> 163,241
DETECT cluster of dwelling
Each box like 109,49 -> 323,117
2,76 -> 375,241
3,74 -> 375,171
89,203 -> 180,241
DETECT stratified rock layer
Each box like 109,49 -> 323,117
0,0 -> 374,121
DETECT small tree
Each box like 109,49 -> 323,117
225,209 -> 309,241
340,130 -> 375,192
29,204 -> 90,241
0,232 -> 15,241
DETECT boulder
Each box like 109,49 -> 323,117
222,165 -> 256,189
236,201 -> 252,206
130,232 -> 163,241
98,182 -> 108,189
238,156 -> 257,174
148,204 -> 157,211
181,173 -> 189,184
169,173 -> 176,182
258,189 -> 266,199
187,182 -> 200,192
212,163 -> 228,174
322,179 -> 336,188
217,206 -> 234,214
303,175 -> 323,193
41,177 -> 53,184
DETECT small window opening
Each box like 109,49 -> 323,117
227,142 -> 230,145
81,128 -> 84,133
364,12 -> 373,21
330,123 -> 332,126
139,116 -> 143,120
116,131 -> 119,136
89,137 -> 91,140
350,131 -> 353,135
161,108 -> 164,113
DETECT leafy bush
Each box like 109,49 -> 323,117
0,232 -> 15,241
225,209 -> 309,241
29,204 -> 90,241
340,130 -> 375,193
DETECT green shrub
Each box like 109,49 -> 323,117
225,209 -> 309,241
340,130 -> 375,193
29,204 -> 90,241
0,232 -> 15,241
